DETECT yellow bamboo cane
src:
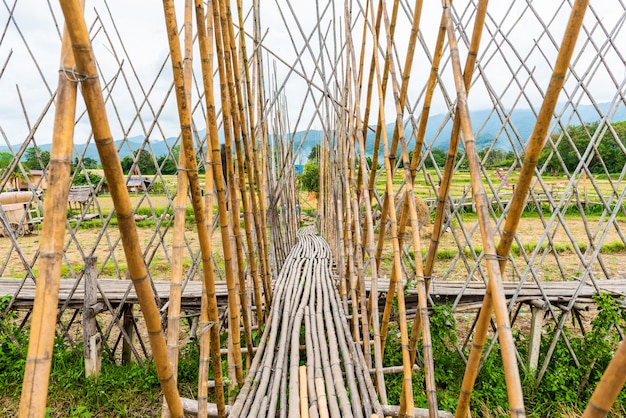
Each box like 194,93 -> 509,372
193,0 -> 241,407
19,19 -> 79,418
581,337 -> 626,418
407,0 -> 487,369
439,1 -> 526,416
365,0 -> 415,413
455,1 -> 589,416
162,2 -> 193,416
55,1 -> 184,416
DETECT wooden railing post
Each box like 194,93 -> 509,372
83,256 -> 102,377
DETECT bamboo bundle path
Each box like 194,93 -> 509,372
229,226 -> 383,418
228,226 -> 452,418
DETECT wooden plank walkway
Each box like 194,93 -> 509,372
2,276 -> 624,312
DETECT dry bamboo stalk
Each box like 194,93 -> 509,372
198,2 -> 218,415
437,2 -> 525,416
192,0 -> 243,414
424,0 -> 483,281
455,1 -> 589,416
235,0 -> 270,323
365,0 -> 414,412
343,1 -> 387,402
18,20 -> 79,417
201,0 -> 245,386
213,0 -> 255,368
299,366 -> 310,418
222,0 -> 265,330
162,2 -> 193,416
403,1 -> 488,415
372,1 -> 439,414
581,335 -> 626,418
53,1 -> 183,415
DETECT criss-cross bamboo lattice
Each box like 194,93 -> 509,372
1,0 -> 626,417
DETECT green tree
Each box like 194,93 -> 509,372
300,162 -> 319,194
120,150 -> 157,175
72,172 -> 102,186
537,121 -> 626,175
121,155 -> 134,174
308,144 -> 320,162
0,151 -> 12,169
424,148 -> 448,169
23,147 -> 50,170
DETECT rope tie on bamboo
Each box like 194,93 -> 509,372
60,46 -> 98,83
482,253 -> 510,262
60,66 -> 98,83
176,166 -> 199,172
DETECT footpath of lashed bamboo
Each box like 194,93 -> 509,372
229,226 -> 382,418
227,227 -> 453,418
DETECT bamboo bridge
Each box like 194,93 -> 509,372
2,0 -> 626,417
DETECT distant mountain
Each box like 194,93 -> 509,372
293,102 -> 626,160
3,102 -> 623,163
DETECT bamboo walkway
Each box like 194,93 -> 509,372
228,227 -> 449,417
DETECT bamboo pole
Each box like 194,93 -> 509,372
18,18 -> 79,417
343,0 -> 387,403
213,0 -> 254,369
162,1 -> 193,416
198,1 -> 217,416
581,337 -> 626,418
199,0 -> 246,386
365,0 -> 414,413
53,1 -> 184,416
436,1 -> 525,416
192,0 -> 239,413
222,0 -> 264,330
371,0 -> 439,414
408,0 -> 487,381
235,0 -> 270,322
424,0 -> 484,281
455,1 -> 589,416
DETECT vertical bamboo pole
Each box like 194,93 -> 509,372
223,0 -> 264,329
408,0 -> 488,373
365,0 -> 414,413
162,1 -> 193,416
235,0 -> 271,321
581,338 -> 626,418
198,37 -> 216,411
54,1 -> 184,416
438,2 -> 525,416
193,0 -> 241,403
19,18 -> 79,417
455,1 -> 589,416
344,0 -> 386,401
424,0 -> 486,280
213,0 -> 254,371
370,0 -> 439,414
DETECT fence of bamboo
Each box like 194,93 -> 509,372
1,0 -> 626,416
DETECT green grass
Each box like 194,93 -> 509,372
382,296 -> 626,417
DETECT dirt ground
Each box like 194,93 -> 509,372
1,215 -> 625,282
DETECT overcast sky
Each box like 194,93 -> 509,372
0,1 -> 624,147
